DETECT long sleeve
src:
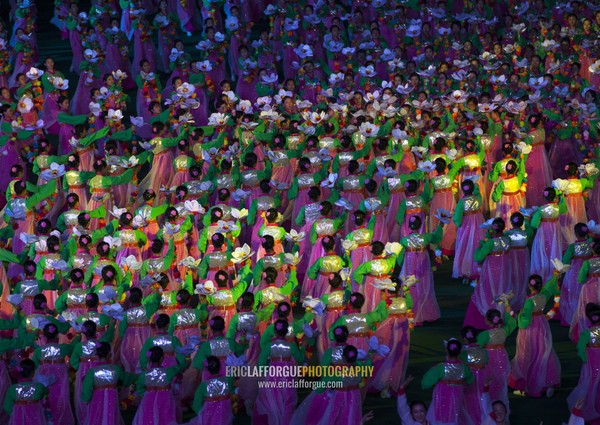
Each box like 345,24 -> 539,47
81,368 -> 95,402
578,260 -> 590,283
576,330 -> 590,362
421,363 -> 445,389
474,239 -> 494,263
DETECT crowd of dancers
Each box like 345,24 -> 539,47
0,0 -> 599,423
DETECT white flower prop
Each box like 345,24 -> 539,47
196,60 -> 212,72
107,109 -> 123,121
120,156 -> 139,169
231,208 -> 248,221
376,166 -> 396,178
385,242 -> 403,257
225,353 -> 247,367
215,220 -> 239,234
579,163 -> 599,177
551,258 -> 571,273
97,287 -> 118,304
103,235 -> 122,249
359,122 -> 380,138
17,96 -> 33,113
552,178 -> 569,192
368,336 -> 391,357
342,239 -> 358,252
179,256 -> 201,268
26,67 -> 44,80
283,252 -> 302,266
120,255 -> 142,271
225,16 -> 239,31
401,275 -> 418,290
411,146 -> 429,159
372,277 -> 397,291
358,65 -> 377,78
195,281 -> 216,295
335,197 -> 354,211
294,44 -> 313,58
434,208 -> 452,225
184,200 -> 205,214
232,189 -> 251,202
7,294 -> 23,307
112,69 -> 127,81
417,160 -> 436,173
285,229 -> 306,243
587,220 -> 600,235
342,47 -> 356,56
231,244 -> 254,264
516,142 -> 532,155
480,218 -> 495,229
260,109 -> 282,122
320,172 -> 338,188
478,103 -> 497,113
40,163 -> 66,181
208,112 -> 228,126
6,204 -> 26,220
302,297 -> 325,316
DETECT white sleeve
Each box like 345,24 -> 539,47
479,390 -> 492,421
567,412 -> 584,425
397,394 -> 416,425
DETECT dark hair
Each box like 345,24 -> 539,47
328,272 -> 342,289
85,292 -> 99,308
33,294 -> 47,311
37,219 -> 52,235
543,187 -> 557,202
365,179 -> 377,194
349,292 -> 365,310
510,212 -> 524,228
261,234 -> 275,250
78,211 -> 91,227
209,315 -> 225,332
96,241 -> 110,256
528,274 -> 543,292
155,314 -> 170,330
265,208 -> 279,223
505,160 -> 517,175
211,232 -> 225,248
102,265 -> 117,282
96,341 -> 111,359
565,162 -> 578,177
206,355 -> 221,375
332,325 -> 349,343
211,207 -> 223,223
485,309 -> 503,327
274,319 -> 289,337
43,323 -> 59,340
585,303 -> 600,324
408,215 -> 422,230
461,179 -> 474,195
67,193 -> 79,208
148,346 -> 164,364
215,270 -> 228,288
19,359 -> 36,379
322,235 -> 335,251
405,179 -> 418,194
320,201 -> 333,217
23,260 -> 36,276
446,338 -> 462,357
151,238 -> 164,254
353,210 -> 366,226
308,186 -> 321,201
460,326 -> 478,343
342,345 -> 358,363
82,320 -> 97,338
264,267 -> 278,284
176,289 -> 190,304
491,218 -> 505,233
71,268 -> 85,283
239,292 -> 254,310
434,157 -> 447,174
574,223 -> 589,239
128,287 -> 143,304
371,241 -> 385,256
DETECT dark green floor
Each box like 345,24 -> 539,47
26,3 -> 581,424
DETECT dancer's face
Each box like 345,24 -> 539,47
411,404 -> 426,422
492,403 -> 507,422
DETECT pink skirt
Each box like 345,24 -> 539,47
132,388 -> 177,425
386,193 -> 405,241
452,213 -> 484,279
567,346 -> 600,421
486,346 -> 511,409
316,311 -> 344,360
509,247 -> 531,311
370,315 -> 410,393
530,221 -> 563,283
495,192 -> 523,226
464,254 -> 511,329
86,387 -> 123,425
358,274 -> 384,313
120,325 -> 151,373
138,152 -> 175,199
570,278 -> 600,342
37,363 -> 74,425
525,145 -> 552,207
430,191 -> 456,255
426,382 -> 466,424
462,365 -> 490,425
560,195 -> 587,248
8,402 -> 46,425
0,363 -> 11,424
559,257 -> 586,327
508,314 -> 561,397
400,211 -> 426,238
253,361 -> 297,425
401,251 -> 440,324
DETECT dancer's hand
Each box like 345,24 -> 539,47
361,411 -> 375,424
400,375 -> 414,389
